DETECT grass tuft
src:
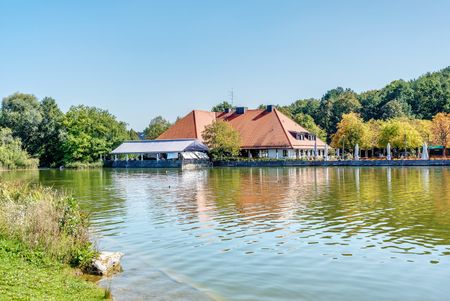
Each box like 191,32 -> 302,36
0,182 -> 96,269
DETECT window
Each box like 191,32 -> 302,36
283,150 -> 288,157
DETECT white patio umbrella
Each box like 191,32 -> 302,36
336,148 -> 340,158
354,144 -> 360,160
324,144 -> 329,161
314,137 -> 318,159
386,143 -> 392,160
421,143 -> 429,160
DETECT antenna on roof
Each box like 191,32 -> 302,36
229,88 -> 234,105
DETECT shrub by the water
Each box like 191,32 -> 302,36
64,161 -> 104,169
0,182 -> 96,268
0,128 -> 38,169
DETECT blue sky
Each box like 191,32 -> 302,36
1,0 -> 450,130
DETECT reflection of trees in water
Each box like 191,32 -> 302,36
311,167 -> 450,247
0,169 -> 40,183
41,169 -> 128,235
169,166 -> 450,250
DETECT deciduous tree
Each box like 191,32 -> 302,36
0,93 -> 43,156
143,116 -> 171,140
38,97 -> 66,167
62,105 -> 129,163
331,113 -> 367,152
431,113 -> 450,157
202,121 -> 240,160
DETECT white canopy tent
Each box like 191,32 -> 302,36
110,139 -> 209,161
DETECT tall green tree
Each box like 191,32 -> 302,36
143,116 -> 171,140
0,93 -> 43,156
281,98 -> 321,121
38,97 -> 66,166
317,88 -> 361,139
410,70 -> 450,119
128,129 -> 140,140
358,90 -> 382,121
378,80 -> 414,119
62,105 -> 129,163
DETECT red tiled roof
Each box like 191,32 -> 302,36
157,108 -> 327,149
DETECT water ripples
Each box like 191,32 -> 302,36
7,167 -> 450,301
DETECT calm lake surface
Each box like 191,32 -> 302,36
2,167 -> 450,301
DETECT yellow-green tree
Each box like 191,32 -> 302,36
331,113 -> 368,152
432,113 -> 450,158
364,119 -> 382,156
412,119 -> 433,144
202,121 -> 241,160
379,118 -> 423,152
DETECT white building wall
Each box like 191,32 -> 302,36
268,149 -> 278,159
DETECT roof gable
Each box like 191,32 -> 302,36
217,109 -> 292,148
157,107 -> 328,149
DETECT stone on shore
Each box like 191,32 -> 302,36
86,251 -> 124,276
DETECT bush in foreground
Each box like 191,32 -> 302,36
0,182 -> 96,268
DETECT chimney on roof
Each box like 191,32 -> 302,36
236,107 -> 247,114
266,105 -> 275,112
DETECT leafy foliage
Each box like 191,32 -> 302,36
293,113 -> 326,141
211,101 -> 233,112
128,128 -> 140,140
38,97 -> 66,167
378,118 -> 423,150
0,182 -> 95,268
0,93 -> 43,156
317,88 -> 362,138
331,113 -> 368,151
0,128 -> 38,169
432,113 -> 450,157
202,121 -> 241,159
63,105 -> 129,163
143,116 -> 171,139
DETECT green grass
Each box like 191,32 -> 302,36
0,238 -> 107,301
0,182 -> 110,300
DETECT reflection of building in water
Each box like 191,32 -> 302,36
204,168 -> 328,221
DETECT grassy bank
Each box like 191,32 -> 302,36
0,182 -> 108,300
64,161 -> 104,169
0,238 -> 106,301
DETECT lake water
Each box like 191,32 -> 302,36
2,167 -> 450,301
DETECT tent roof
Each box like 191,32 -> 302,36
111,139 -> 208,154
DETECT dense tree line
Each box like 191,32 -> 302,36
0,93 -> 136,167
2,66 -> 449,168
278,67 -> 450,142
330,112 -> 449,158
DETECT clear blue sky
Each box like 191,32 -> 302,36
1,0 -> 450,130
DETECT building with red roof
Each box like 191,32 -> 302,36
158,105 -> 328,159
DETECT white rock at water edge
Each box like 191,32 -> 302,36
87,251 -> 124,276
